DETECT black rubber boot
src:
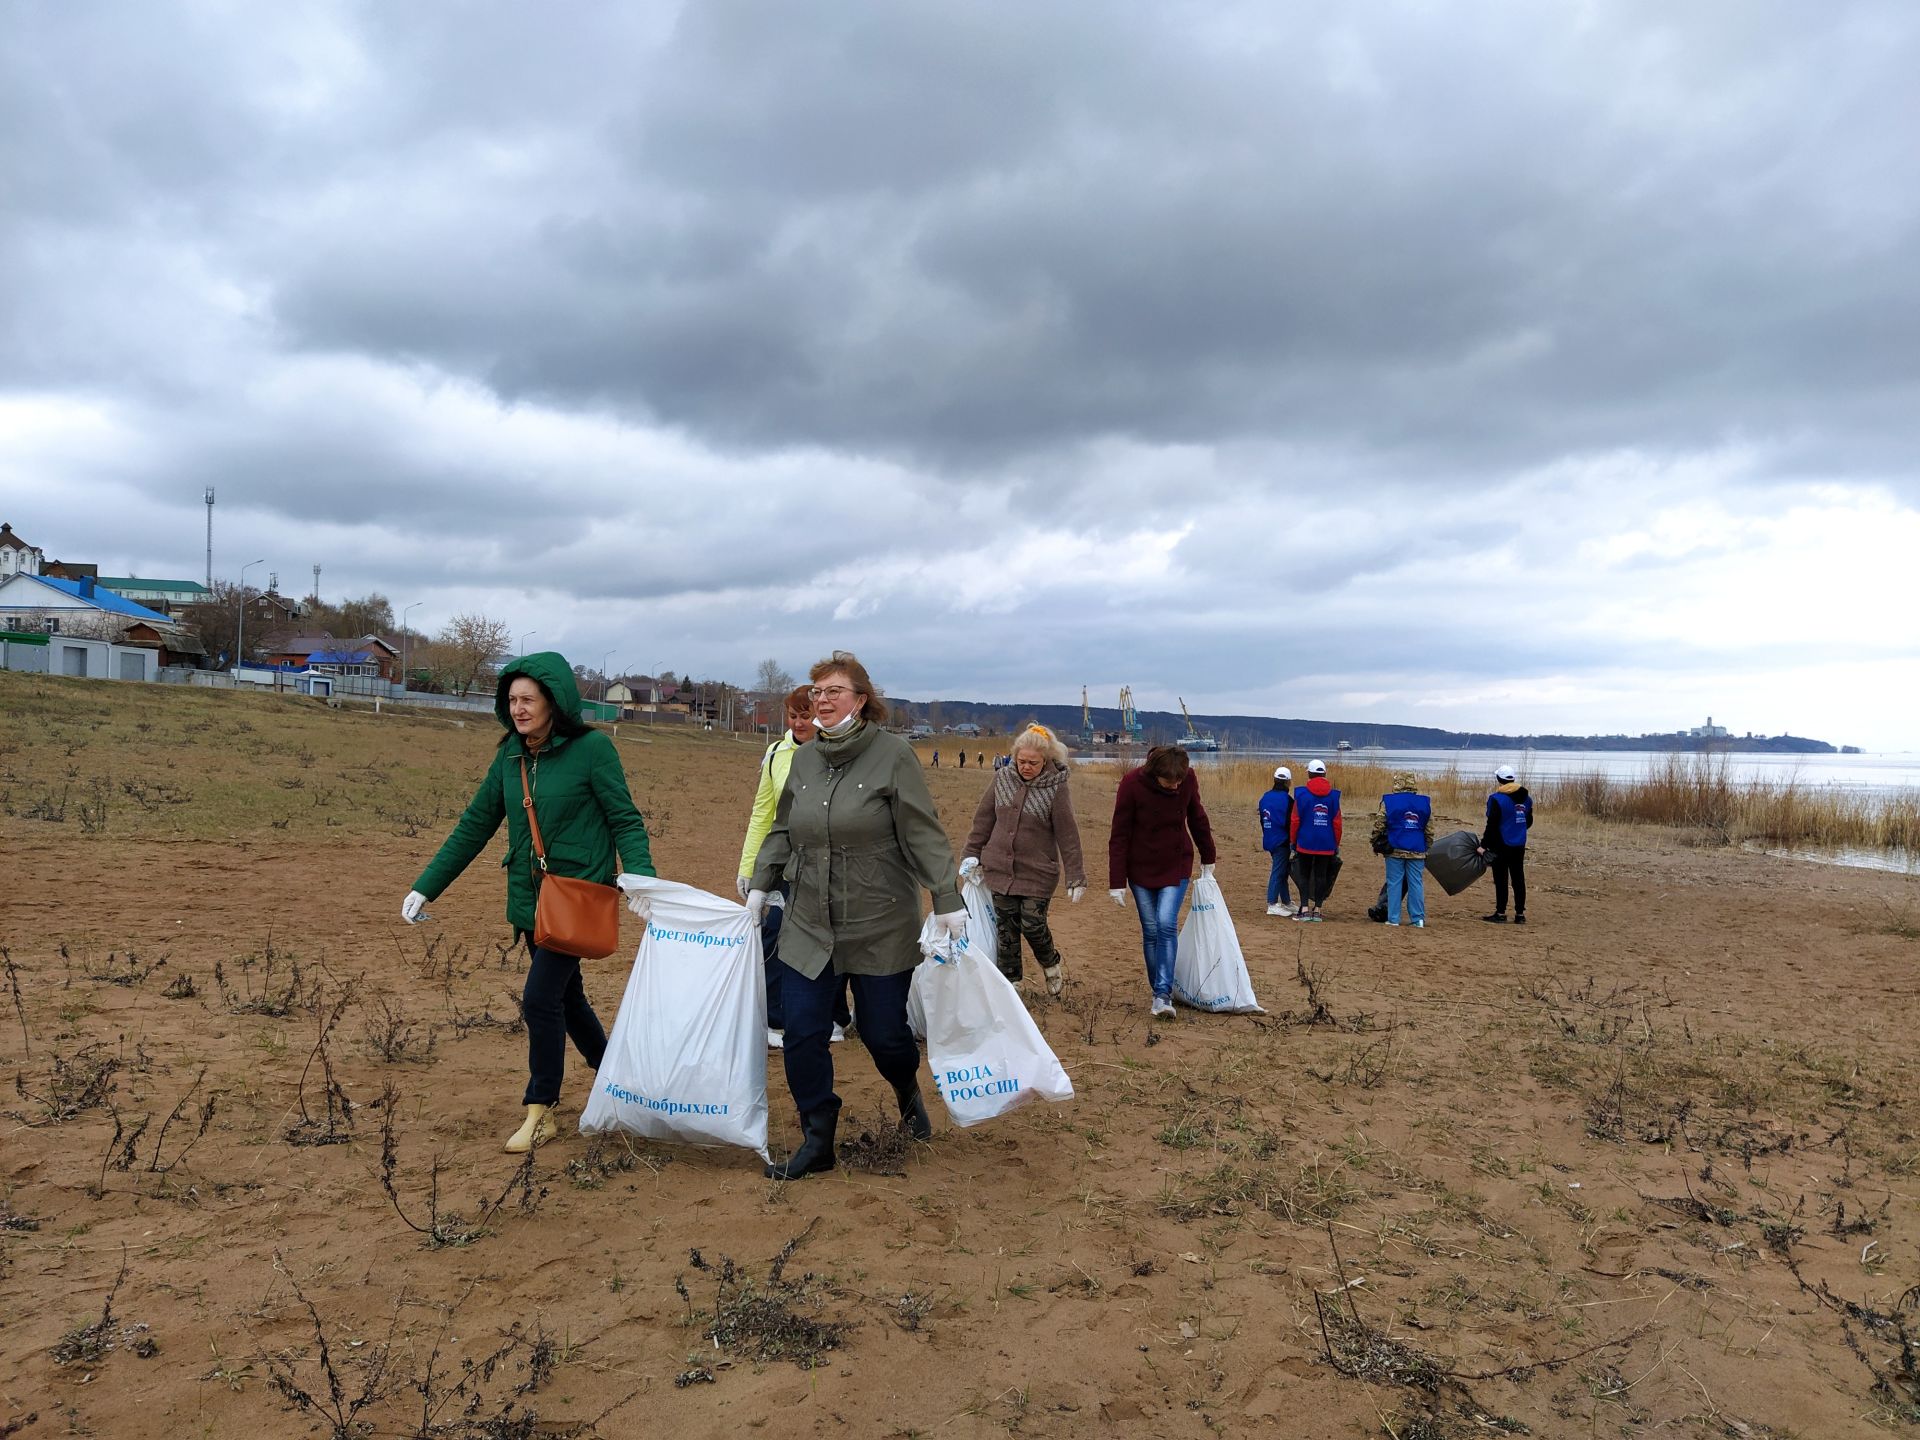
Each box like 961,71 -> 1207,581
893,1077 -> 933,1142
764,1103 -> 839,1181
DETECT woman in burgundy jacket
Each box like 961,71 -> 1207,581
1108,745 -> 1217,1019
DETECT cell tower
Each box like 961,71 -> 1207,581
204,487 -> 215,587
312,564 -> 321,604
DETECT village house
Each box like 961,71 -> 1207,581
262,633 -> 401,682
97,576 -> 213,615
0,521 -> 96,585
0,571 -> 171,636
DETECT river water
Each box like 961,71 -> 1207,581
1095,748 -> 1919,874
1178,748 -> 1920,797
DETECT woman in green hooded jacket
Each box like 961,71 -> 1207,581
403,653 -> 654,1152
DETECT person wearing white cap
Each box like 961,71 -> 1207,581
1257,766 -> 1296,916
1477,764 -> 1535,924
1289,759 -> 1342,921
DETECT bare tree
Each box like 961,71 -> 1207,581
436,613 -> 512,696
180,580 -> 247,665
307,592 -> 396,639
755,658 -> 795,698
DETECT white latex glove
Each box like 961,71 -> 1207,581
932,910 -> 968,940
1201,863 -> 1216,880
735,874 -> 751,901
625,893 -> 652,923
1109,888 -> 1128,907
769,890 -> 785,909
958,856 -> 982,884
1067,885 -> 1085,904
401,890 -> 428,924
746,889 -> 770,923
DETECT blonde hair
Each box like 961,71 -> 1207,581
1012,723 -> 1067,766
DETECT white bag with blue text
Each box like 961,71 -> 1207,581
1172,876 -> 1265,1014
580,875 -> 768,1159
907,914 -> 1073,1127
961,872 -> 998,962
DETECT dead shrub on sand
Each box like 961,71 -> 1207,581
835,1117 -> 915,1175
676,1218 -> 847,1372
564,1135 -> 664,1189
11,1040 -> 118,1125
50,1249 -> 157,1369
214,939 -> 318,1018
360,991 -> 439,1064
378,1084 -> 544,1248
284,996 -> 355,1147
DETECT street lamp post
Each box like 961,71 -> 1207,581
236,557 -> 266,677
520,630 -> 537,658
401,601 -> 422,694
600,649 -> 616,703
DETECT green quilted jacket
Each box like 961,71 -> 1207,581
412,653 -> 654,935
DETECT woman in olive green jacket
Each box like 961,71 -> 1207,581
403,653 -> 654,1152
748,650 -> 966,1180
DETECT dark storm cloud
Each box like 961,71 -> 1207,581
243,1 -> 1920,483
3,1 -> 1918,747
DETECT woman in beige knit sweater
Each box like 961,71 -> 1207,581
960,724 -> 1087,996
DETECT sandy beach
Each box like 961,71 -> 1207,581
4,675 -> 1917,1438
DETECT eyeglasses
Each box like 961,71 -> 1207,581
808,685 -> 855,700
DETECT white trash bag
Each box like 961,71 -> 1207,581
907,914 -> 1072,1127
961,872 -> 998,963
580,875 -> 769,1159
1172,876 -> 1265,1014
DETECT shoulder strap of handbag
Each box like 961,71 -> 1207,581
517,756 -> 550,873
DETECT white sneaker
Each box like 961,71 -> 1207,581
767,1028 -> 784,1049
1150,997 -> 1176,1020
830,1023 -> 846,1043
1266,903 -> 1284,916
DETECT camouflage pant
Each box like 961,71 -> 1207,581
990,892 -> 1060,981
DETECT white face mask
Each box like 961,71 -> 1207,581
820,709 -> 862,737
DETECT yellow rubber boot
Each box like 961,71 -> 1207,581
504,1104 -> 558,1153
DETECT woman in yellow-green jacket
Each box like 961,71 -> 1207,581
736,685 -> 847,1046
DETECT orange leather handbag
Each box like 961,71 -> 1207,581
519,757 -> 621,959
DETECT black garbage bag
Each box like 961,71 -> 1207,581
1291,852 -> 1344,899
1425,830 -> 1489,896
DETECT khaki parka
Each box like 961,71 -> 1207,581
751,720 -> 961,979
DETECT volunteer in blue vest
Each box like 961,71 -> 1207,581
1258,766 -> 1295,916
1477,765 -> 1534,924
1369,771 -> 1433,927
1289,760 -> 1341,922
736,684 -> 849,1049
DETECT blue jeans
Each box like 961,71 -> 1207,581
761,887 -> 850,1031
779,965 -> 918,1116
1130,880 -> 1189,999
1384,856 -> 1426,925
1265,849 -> 1292,906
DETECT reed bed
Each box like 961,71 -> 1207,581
1081,751 -> 1920,859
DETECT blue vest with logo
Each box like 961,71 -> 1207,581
1293,786 -> 1340,853
1386,793 -> 1430,853
1491,791 -> 1530,848
1257,790 -> 1293,852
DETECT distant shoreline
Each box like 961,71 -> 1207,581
889,697 -> 1840,755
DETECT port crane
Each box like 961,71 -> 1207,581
1176,697 -> 1220,752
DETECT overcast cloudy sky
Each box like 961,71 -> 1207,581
3,2 -> 1916,748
